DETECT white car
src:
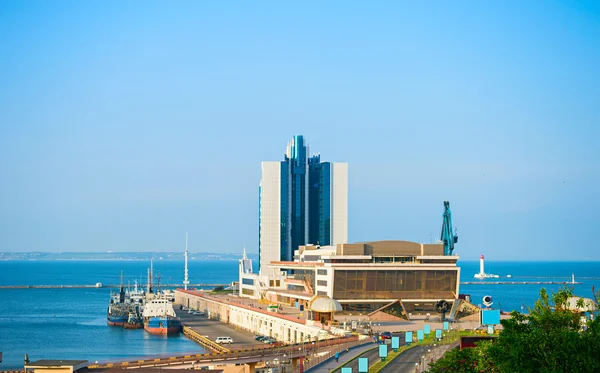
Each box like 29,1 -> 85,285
215,336 -> 233,344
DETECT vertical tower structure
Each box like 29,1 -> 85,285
183,232 -> 189,290
258,135 -> 348,275
479,254 -> 485,275
239,246 -> 253,274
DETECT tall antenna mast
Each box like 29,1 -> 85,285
147,258 -> 154,294
184,232 -> 189,290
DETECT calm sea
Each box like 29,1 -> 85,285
0,259 -> 599,369
0,260 -> 240,369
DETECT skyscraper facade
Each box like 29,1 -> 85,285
258,135 -> 348,275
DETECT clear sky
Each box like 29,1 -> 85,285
1,1 -> 599,261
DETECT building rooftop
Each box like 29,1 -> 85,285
310,297 -> 343,313
26,360 -> 88,367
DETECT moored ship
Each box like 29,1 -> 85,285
107,275 -> 129,326
123,309 -> 143,329
107,302 -> 129,326
142,297 -> 182,334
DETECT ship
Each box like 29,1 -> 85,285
142,297 -> 182,334
107,275 -> 129,326
123,307 -> 143,329
107,302 -> 129,326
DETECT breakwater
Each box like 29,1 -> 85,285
461,281 -> 582,285
0,283 -> 228,289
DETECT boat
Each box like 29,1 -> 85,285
142,297 -> 182,334
123,308 -> 143,329
107,301 -> 129,326
107,277 -> 129,326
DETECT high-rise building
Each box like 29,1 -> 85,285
258,135 -> 348,275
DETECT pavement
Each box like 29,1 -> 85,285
175,308 -> 264,350
304,342 -> 379,373
303,333 -> 461,373
379,345 -> 429,373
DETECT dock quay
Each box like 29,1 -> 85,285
461,281 -> 582,285
0,283 -> 228,289
86,335 -> 364,371
175,309 -> 265,352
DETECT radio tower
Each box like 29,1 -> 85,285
183,232 -> 190,290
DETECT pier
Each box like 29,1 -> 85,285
461,281 -> 582,285
0,283 -> 228,289
86,335 -> 364,371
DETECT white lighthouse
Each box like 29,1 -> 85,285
474,254 -> 499,278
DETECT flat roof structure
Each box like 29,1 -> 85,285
240,240 -> 461,316
25,360 -> 88,373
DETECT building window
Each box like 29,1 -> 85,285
317,269 -> 328,276
317,280 -> 328,286
332,269 -> 457,300
317,291 -> 328,296
242,278 -> 255,286
242,288 -> 255,296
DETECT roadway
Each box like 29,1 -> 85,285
380,345 -> 429,373
342,333 -> 405,372
175,308 -> 264,350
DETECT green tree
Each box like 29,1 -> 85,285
427,287 -> 600,373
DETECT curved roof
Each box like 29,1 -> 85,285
565,297 -> 597,312
310,297 -> 343,313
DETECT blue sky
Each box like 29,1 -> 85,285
1,1 -> 599,260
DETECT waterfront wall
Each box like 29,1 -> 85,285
175,290 -> 327,344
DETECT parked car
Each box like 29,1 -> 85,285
262,338 -> 277,344
381,332 -> 392,339
215,336 -> 233,344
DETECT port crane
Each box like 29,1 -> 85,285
440,201 -> 458,255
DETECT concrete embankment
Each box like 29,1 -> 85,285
461,281 -> 582,285
0,283 -> 228,289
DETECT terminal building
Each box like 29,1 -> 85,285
241,135 -> 469,321
240,240 -> 460,316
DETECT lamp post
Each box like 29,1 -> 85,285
282,354 -> 287,373
415,362 -> 419,372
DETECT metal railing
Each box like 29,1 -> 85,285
182,326 -> 231,353
87,336 -> 361,369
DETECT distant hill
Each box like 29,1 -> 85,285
0,251 -> 257,261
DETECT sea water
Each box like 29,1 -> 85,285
0,259 -> 599,369
0,260 -> 240,369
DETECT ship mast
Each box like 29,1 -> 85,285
184,232 -> 190,290
147,258 -> 153,294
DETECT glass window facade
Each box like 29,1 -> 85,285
309,159 -> 331,246
317,280 -> 328,286
317,269 -> 328,276
259,135 -> 342,268
288,136 -> 307,259
242,278 -> 255,286
333,269 -> 457,300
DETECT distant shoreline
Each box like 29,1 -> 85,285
0,258 -> 246,261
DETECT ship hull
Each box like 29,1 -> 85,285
124,322 -> 143,329
144,316 -> 182,335
107,316 -> 127,326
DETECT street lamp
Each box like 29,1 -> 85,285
282,354 -> 287,373
415,362 -> 419,372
